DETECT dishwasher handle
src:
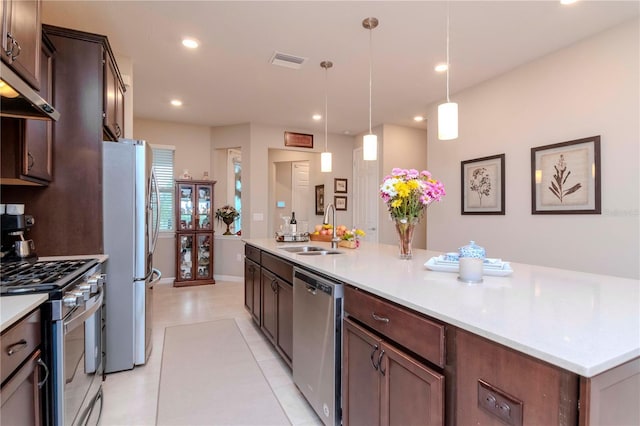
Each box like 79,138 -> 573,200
294,269 -> 334,296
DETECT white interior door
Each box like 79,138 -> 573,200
292,161 -> 310,226
353,147 -> 379,242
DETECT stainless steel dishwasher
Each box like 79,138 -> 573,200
293,267 -> 343,426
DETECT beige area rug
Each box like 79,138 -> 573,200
157,319 -> 290,425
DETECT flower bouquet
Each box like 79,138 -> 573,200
380,168 -> 445,258
215,205 -> 240,235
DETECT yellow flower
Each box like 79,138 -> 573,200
391,199 -> 402,208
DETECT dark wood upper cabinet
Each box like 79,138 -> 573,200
103,49 -> 125,141
0,0 -> 41,90
0,33 -> 53,186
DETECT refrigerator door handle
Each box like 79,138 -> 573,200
149,167 -> 160,254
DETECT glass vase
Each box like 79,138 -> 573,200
394,217 -> 418,259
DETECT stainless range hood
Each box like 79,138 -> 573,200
1,61 -> 60,121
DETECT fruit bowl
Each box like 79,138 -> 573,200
309,234 -> 333,242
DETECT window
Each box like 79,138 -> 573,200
152,145 -> 175,232
228,149 -> 242,231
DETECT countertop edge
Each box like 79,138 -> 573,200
243,238 -> 640,378
1,294 -> 48,333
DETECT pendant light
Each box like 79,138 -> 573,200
320,60 -> 333,173
362,17 -> 379,161
438,5 -> 458,140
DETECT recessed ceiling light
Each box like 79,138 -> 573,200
182,38 -> 199,49
170,99 -> 183,107
560,0 -> 578,4
434,63 -> 448,72
343,130 -> 351,135
414,116 -> 425,122
312,114 -> 322,121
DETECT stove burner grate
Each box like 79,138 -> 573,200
0,259 -> 96,292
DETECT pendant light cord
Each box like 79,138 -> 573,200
325,67 -> 328,151
368,27 -> 373,134
446,3 -> 451,103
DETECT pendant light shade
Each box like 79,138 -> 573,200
438,5 -> 458,141
320,60 -> 333,173
321,152 -> 332,172
363,134 -> 378,161
363,17 -> 379,161
438,102 -> 458,140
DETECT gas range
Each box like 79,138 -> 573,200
0,258 -> 99,296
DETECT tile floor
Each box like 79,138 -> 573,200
100,280 -> 322,426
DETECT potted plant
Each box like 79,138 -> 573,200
215,205 -> 240,235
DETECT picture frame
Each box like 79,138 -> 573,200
334,178 -> 348,193
284,131 -> 313,148
334,196 -> 347,211
315,185 -> 325,216
461,154 -> 505,215
531,136 -> 601,214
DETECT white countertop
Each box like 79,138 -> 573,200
1,294 -> 48,333
244,238 -> 640,378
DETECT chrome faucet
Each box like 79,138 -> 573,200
323,203 -> 340,249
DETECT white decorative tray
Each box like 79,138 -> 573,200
424,255 -> 513,277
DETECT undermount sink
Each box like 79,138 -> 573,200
280,246 -> 327,253
298,250 -> 343,256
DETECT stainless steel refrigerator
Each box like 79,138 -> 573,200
102,139 -> 161,373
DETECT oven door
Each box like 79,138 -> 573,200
60,286 -> 104,426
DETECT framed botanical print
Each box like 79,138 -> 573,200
461,154 -> 505,215
334,196 -> 347,211
531,136 -> 601,214
334,178 -> 348,193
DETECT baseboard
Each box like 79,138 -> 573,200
214,274 -> 244,283
156,275 -> 243,285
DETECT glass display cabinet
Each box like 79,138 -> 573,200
174,179 -> 216,286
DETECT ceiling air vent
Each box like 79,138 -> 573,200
270,51 -> 307,69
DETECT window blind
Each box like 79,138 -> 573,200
152,147 -> 175,231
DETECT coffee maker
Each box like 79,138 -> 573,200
1,213 -> 36,260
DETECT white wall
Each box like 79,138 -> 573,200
134,119 -> 214,280
426,20 -> 639,279
248,123 -> 355,238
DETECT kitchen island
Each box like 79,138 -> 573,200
244,238 -> 640,425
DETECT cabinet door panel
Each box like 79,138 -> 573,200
244,260 -> 255,312
383,342 -> 444,426
2,0 -> 41,90
261,269 -> 277,344
276,280 -> 293,362
343,318 -> 381,426
177,183 -> 195,230
177,234 -> 194,281
196,184 -> 212,230
195,233 -> 212,279
251,266 -> 261,325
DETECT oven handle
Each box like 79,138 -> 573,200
63,286 -> 104,335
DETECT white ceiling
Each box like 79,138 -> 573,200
42,1 -> 638,135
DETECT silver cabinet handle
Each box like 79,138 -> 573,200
370,344 -> 379,370
371,312 -> 390,323
7,339 -> 27,355
305,284 -> 317,295
378,349 -> 386,376
37,358 -> 49,388
10,37 -> 20,61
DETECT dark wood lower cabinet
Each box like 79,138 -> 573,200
454,328 -> 579,426
244,258 -> 260,325
276,278 -> 293,362
343,318 -> 444,426
0,349 -> 43,426
260,268 -> 293,364
261,268 -> 277,343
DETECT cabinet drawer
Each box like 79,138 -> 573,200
261,252 -> 293,283
1,309 -> 41,385
344,286 -> 445,368
245,244 -> 261,264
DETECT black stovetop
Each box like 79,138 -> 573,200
0,258 -> 98,296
